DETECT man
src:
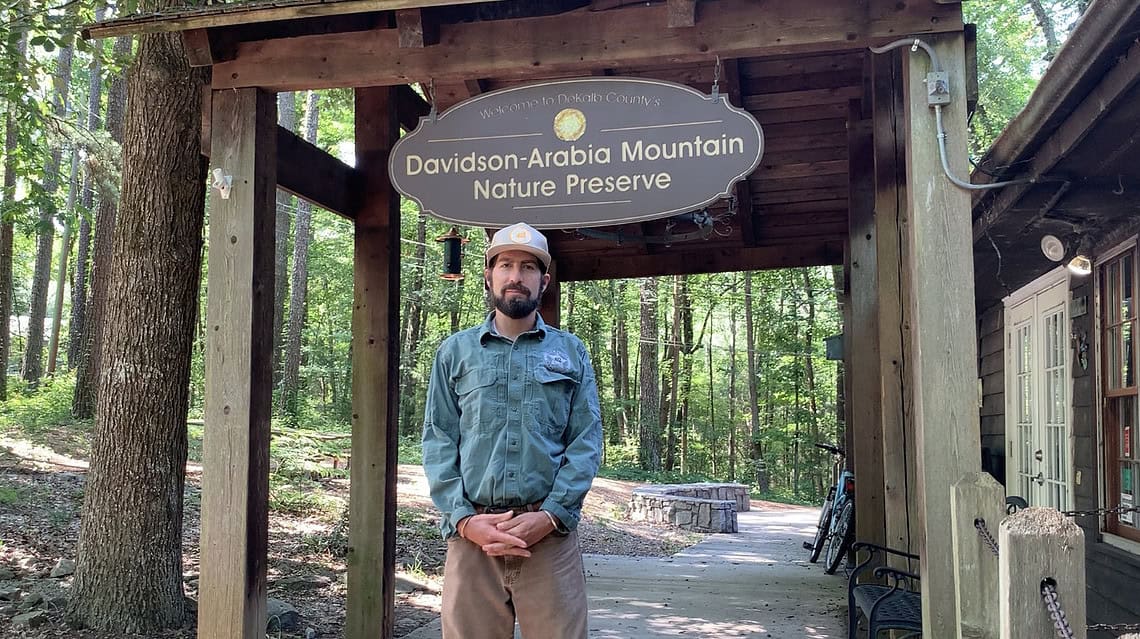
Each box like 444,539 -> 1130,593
422,221 -> 603,639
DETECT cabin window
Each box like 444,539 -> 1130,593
1100,245 -> 1139,542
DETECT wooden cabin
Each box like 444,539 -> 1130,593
971,1 -> 1140,632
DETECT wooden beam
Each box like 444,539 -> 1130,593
871,49 -> 921,562
973,38 -> 1140,240
667,0 -> 696,28
463,78 -> 488,97
902,32 -> 982,634
181,28 -> 237,67
558,242 -> 844,281
276,126 -> 361,218
539,260 -> 561,328
396,8 -> 438,48
198,87 -> 276,639
846,99 -> 886,562
347,86 -> 401,639
396,84 -> 430,132
211,0 -> 963,91
84,0 -> 503,39
202,90 -> 382,218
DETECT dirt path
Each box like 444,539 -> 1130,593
0,439 -> 715,638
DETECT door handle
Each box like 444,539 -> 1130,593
1034,472 -> 1045,486
1034,449 -> 1044,462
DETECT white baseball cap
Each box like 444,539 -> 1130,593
485,222 -> 551,269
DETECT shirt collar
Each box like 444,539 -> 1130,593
479,311 -> 548,344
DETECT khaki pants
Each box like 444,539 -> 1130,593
441,530 -> 588,639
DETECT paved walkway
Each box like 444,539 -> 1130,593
404,506 -> 847,638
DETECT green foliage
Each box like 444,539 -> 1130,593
0,484 -> 23,505
0,372 -> 81,433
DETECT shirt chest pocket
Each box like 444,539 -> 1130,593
531,367 -> 579,435
454,368 -> 500,432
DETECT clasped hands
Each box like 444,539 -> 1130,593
459,511 -> 557,557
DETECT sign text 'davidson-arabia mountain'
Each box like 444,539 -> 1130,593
388,77 -> 764,229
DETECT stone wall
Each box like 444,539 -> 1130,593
628,483 -> 750,533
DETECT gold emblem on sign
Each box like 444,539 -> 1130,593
510,227 -> 532,244
553,108 -> 586,141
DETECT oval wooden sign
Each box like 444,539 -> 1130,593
389,77 -> 764,229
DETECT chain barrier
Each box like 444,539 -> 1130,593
974,517 -> 1000,557
1060,504 -> 1140,519
1041,581 -> 1077,639
974,507 -> 1140,635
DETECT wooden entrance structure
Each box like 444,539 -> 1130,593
87,1 -> 987,636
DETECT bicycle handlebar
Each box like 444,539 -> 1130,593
813,442 -> 844,456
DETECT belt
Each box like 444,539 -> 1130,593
473,501 -> 543,515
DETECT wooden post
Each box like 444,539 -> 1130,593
540,259 -> 561,328
951,471 -> 1007,638
199,87 -> 276,639
348,86 -> 401,639
999,508 -> 1085,639
873,49 -> 922,564
847,99 -> 886,556
901,30 -> 983,633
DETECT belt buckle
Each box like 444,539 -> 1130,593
484,505 -> 510,514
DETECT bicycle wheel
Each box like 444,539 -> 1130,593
808,488 -> 835,563
824,499 -> 855,575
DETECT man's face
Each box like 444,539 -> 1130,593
486,250 -> 549,319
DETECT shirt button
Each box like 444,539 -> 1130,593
508,471 -> 516,478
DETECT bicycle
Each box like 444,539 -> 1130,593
802,442 -> 855,574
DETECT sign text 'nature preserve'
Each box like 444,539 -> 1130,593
388,77 -> 764,229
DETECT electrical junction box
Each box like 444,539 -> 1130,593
926,71 -> 951,106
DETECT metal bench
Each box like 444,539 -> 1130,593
847,542 -> 921,638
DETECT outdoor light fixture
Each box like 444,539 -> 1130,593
1040,234 -> 1065,262
1067,236 -> 1093,276
435,227 -> 468,281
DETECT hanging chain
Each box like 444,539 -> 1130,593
974,518 -> 1000,557
1088,622 -> 1140,632
427,78 -> 438,120
711,55 -> 721,99
1040,581 -> 1076,639
1060,504 -> 1140,519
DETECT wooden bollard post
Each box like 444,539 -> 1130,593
951,472 -> 1006,638
999,507 -> 1085,639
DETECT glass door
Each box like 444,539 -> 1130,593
1006,277 -> 1072,509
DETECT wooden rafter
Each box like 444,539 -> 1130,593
972,38 -> 1140,240
209,0 -> 962,91
558,242 -> 843,281
83,0 -> 504,39
396,8 -> 439,47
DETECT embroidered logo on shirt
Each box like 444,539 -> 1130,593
542,350 -> 573,374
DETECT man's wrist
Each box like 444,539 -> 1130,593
457,515 -> 472,539
541,510 -> 560,532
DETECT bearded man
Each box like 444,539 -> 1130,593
422,222 -> 602,639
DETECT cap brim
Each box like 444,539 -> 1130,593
485,244 -> 551,269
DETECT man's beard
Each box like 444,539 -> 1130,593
491,284 -> 542,319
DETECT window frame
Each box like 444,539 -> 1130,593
1097,238 -> 1140,544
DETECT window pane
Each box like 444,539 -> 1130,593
1108,326 -> 1122,389
1124,254 -> 1134,320
1124,396 -> 1136,460
1128,319 -> 1136,388
1108,260 -> 1121,324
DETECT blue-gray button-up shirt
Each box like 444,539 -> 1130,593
422,312 -> 602,539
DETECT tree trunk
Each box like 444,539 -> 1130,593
609,280 -> 630,442
22,42 -> 74,386
67,5 -> 106,368
272,91 -> 296,386
0,27 -> 26,401
678,277 -> 693,474
68,17 -> 207,632
47,152 -> 80,375
73,35 -> 131,418
802,268 -> 821,496
282,91 -> 319,416
1026,0 -> 1060,60
728,275 -> 737,481
663,275 -> 682,471
399,214 -> 427,436
744,271 -> 767,491
637,277 -> 660,470
707,326 -> 716,476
